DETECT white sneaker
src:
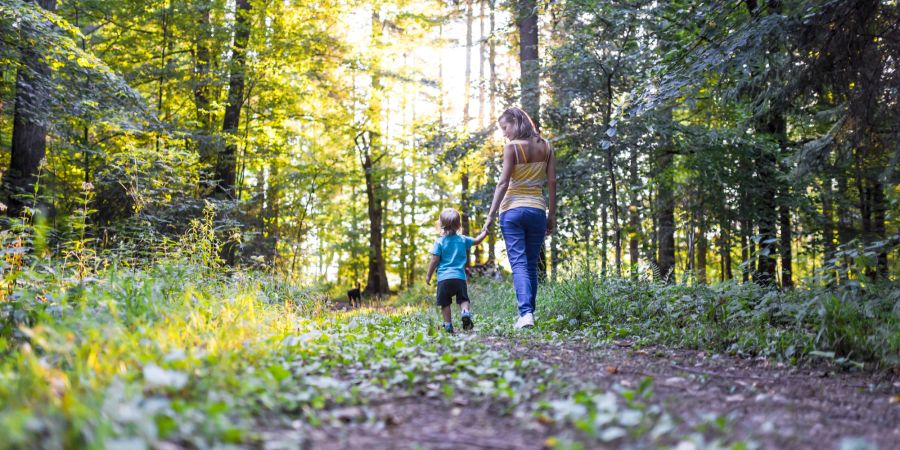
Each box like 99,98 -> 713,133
514,313 -> 534,329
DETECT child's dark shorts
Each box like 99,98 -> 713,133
436,279 -> 469,307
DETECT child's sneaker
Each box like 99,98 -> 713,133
514,313 -> 534,329
442,322 -> 454,334
461,311 -> 474,331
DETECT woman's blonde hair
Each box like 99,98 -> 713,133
498,107 -> 545,143
438,208 -> 461,235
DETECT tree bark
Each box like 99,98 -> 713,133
820,178 -> 836,275
697,219 -> 708,284
217,0 -> 252,198
515,0 -> 545,278
361,10 -> 390,296
601,197 -> 608,274
516,0 -> 540,130
720,213 -> 733,281
629,146 -> 640,277
5,0 -> 58,217
871,180 -> 888,278
461,0 -> 473,263
656,147 -> 676,282
779,198 -> 792,288
194,0 -> 214,189
487,0 -> 497,263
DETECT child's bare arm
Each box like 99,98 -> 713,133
471,228 -> 489,246
425,254 -> 440,285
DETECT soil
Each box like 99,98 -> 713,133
299,302 -> 899,449
481,336 -> 900,450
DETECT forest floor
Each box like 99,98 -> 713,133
6,267 -> 896,450
307,298 -> 899,450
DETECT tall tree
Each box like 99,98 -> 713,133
486,0 -> 498,263
4,0 -> 58,217
216,0 -> 252,198
361,8 -> 390,296
461,0 -> 473,263
516,0 -> 539,129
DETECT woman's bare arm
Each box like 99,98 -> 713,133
485,144 -> 517,227
546,141 -> 557,235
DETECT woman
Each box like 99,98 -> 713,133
483,107 -> 556,329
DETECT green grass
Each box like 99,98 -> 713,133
0,260 -> 751,449
468,270 -> 900,369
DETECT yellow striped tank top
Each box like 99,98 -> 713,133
500,142 -> 549,213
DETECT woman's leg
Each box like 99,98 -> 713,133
522,208 -> 547,313
500,209 -> 533,316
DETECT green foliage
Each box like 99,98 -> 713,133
472,274 -> 900,368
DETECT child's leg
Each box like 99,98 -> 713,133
458,282 -> 473,330
441,305 -> 452,323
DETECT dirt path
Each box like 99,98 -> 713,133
481,336 -> 900,449
297,302 -> 898,449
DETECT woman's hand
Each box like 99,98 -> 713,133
482,213 -> 495,232
546,215 -> 556,236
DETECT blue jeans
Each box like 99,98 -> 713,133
500,207 -> 546,316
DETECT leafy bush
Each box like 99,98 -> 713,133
472,272 -> 899,368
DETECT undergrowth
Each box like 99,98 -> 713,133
0,260 -> 749,449
470,270 -> 900,369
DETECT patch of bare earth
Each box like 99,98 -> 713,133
301,396 -> 548,450
481,336 -> 900,449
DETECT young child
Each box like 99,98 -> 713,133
425,208 -> 489,333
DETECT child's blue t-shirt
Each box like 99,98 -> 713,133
430,234 -> 475,281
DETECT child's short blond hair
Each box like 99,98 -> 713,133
438,208 -> 461,235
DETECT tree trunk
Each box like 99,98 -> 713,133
516,0 -> 540,130
607,146 -> 621,277
820,178 -> 837,283
515,0 -> 545,278
720,213 -> 733,281
461,0 -> 473,263
601,199 -> 608,274
5,0 -> 58,217
647,182 -> 657,268
657,149 -> 676,283
740,227 -> 750,283
871,180 -> 888,278
749,0 -> 783,286
779,198 -> 792,288
478,0 -> 486,129
194,0 -> 215,189
754,144 -> 779,286
473,0 -> 487,265
408,169 -> 418,286
487,0 -> 497,263
604,76 -> 622,277
266,165 -> 280,266
697,219 -> 708,284
361,146 -> 388,295
362,10 -> 390,296
629,146 -> 640,277
216,0 -> 252,198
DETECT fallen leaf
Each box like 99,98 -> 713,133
607,366 -> 619,374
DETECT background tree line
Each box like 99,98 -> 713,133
0,0 -> 896,294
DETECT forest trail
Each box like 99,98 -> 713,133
300,318 -> 899,450
481,336 -> 900,450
